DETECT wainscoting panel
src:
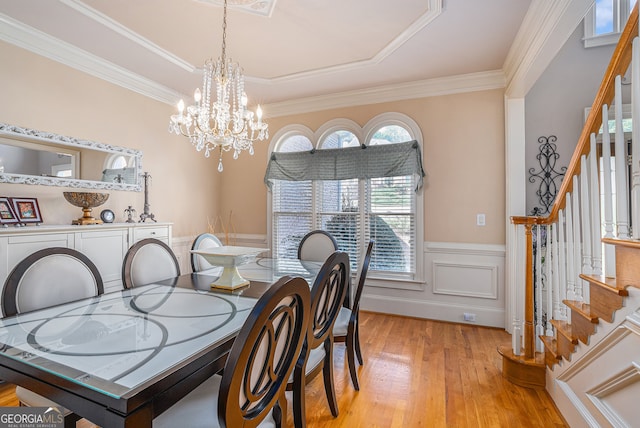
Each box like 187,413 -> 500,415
432,261 -> 498,299
362,242 -> 506,328
171,237 -> 507,328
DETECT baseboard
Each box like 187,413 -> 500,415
361,293 -> 505,328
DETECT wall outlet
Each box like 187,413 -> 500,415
463,313 -> 477,322
476,213 -> 486,226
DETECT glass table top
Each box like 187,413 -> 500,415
0,283 -> 257,398
238,257 -> 322,284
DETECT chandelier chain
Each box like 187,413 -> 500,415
221,0 -> 227,71
168,0 -> 268,173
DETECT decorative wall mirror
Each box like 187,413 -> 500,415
0,123 -> 142,191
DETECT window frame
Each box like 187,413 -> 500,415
266,113 -> 424,287
584,0 -> 636,48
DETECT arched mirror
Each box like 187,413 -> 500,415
0,123 -> 142,191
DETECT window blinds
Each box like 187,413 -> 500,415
264,140 -> 425,191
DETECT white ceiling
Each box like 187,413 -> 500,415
0,0 -> 532,113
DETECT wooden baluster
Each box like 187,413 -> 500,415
601,105 -> 616,278
565,193 -> 576,302
615,75 -> 631,239
572,175 -> 582,305
581,154 -> 593,304
580,154 -> 593,281
589,132 -> 602,280
632,38 -> 640,239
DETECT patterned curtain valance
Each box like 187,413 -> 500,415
264,140 -> 426,191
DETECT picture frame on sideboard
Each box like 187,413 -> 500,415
0,196 -> 19,226
10,197 -> 43,224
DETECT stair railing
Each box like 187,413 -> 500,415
510,3 -> 639,360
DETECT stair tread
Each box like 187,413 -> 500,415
539,335 -> 561,360
563,300 -> 600,322
550,319 -> 578,344
578,274 -> 630,296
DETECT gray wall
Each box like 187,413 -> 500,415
525,22 -> 615,215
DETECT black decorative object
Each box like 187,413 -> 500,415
139,172 -> 156,223
528,135 -> 566,215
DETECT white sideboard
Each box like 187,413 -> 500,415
0,222 -> 172,295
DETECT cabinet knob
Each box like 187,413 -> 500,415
151,232 -> 156,235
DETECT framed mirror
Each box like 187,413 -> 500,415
0,123 -> 142,191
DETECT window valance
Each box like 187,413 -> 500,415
264,140 -> 425,191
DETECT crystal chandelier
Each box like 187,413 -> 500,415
168,0 -> 268,172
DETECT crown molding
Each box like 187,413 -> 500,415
61,0 -> 196,72
0,13 -> 182,105
503,0 -> 594,97
263,70 -> 506,117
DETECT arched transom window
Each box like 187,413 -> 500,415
267,113 -> 424,281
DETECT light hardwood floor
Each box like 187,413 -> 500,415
0,312 -> 567,427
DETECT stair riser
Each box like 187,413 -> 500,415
615,245 -> 640,288
568,315 -> 596,345
556,335 -> 575,361
589,284 -> 624,323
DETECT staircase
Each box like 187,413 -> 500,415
501,4 -> 640,427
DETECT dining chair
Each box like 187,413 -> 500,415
297,230 -> 338,262
2,247 -> 104,428
288,251 -> 350,428
190,232 -> 223,274
153,275 -> 311,428
333,240 -> 374,391
122,238 -> 180,289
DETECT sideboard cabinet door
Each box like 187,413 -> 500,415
0,223 -> 173,298
75,229 -> 128,294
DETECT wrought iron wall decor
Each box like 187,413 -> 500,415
529,135 -> 566,215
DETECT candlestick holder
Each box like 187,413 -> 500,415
139,171 -> 156,223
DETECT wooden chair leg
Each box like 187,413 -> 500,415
277,391 -> 287,428
292,365 -> 307,428
63,413 -> 81,428
346,327 -> 360,391
272,396 -> 283,428
322,341 -> 339,417
354,319 -> 364,365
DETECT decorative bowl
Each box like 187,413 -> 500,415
63,192 -> 110,225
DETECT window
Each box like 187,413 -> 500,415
268,114 -> 424,281
584,0 -> 637,47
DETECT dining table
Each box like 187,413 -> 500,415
0,257 -> 322,428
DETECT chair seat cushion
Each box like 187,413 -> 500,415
16,386 -> 73,416
333,307 -> 352,337
153,374 -> 275,428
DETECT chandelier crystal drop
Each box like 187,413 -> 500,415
168,0 -> 268,172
